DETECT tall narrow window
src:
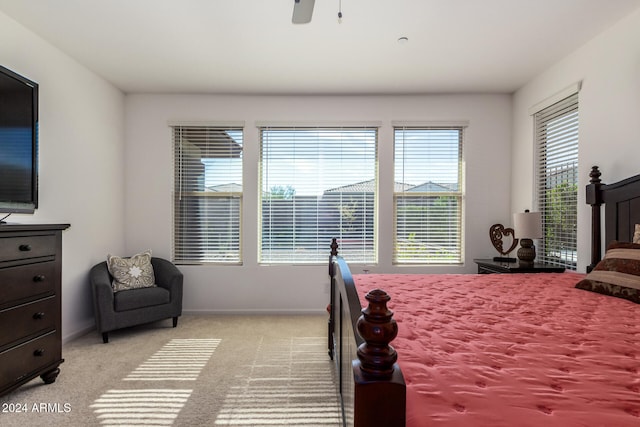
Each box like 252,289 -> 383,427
259,126 -> 378,264
535,93 -> 579,270
172,124 -> 243,264
393,126 -> 464,264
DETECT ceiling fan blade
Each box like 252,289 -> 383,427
292,0 -> 315,24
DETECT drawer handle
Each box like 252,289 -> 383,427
33,312 -> 46,320
33,275 -> 46,282
34,348 -> 45,357
19,244 -> 32,251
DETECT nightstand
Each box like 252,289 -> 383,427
473,258 -> 565,274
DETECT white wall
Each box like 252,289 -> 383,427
125,94 -> 512,313
5,2 -> 637,329
512,8 -> 640,272
0,12 -> 126,340
1,2 -> 637,335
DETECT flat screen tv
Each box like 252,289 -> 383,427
0,65 -> 38,217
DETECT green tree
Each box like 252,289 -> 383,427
269,185 -> 296,199
544,181 -> 577,260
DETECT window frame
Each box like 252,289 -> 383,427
171,123 -> 244,265
392,124 -> 465,265
258,125 -> 379,265
534,92 -> 579,270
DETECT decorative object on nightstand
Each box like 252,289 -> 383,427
513,210 -> 542,265
489,224 -> 518,262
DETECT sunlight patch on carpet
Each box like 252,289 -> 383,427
90,389 -> 192,426
91,339 -> 220,425
214,337 -> 341,426
124,338 -> 222,381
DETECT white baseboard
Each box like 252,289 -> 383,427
63,322 -> 96,344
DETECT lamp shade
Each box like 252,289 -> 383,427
513,211 -> 542,239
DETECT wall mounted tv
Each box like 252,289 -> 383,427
0,65 -> 38,216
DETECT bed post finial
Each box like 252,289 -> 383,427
356,289 -> 398,378
352,290 -> 406,426
589,165 -> 601,184
586,166 -> 604,272
329,238 -> 339,277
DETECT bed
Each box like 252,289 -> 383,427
327,165 -> 640,427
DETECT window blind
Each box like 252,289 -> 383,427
259,126 -> 377,264
393,127 -> 464,264
172,125 -> 243,264
535,92 -> 579,270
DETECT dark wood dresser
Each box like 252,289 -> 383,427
0,223 -> 69,397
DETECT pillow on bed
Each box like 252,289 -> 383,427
107,250 -> 156,293
575,241 -> 640,303
634,224 -> 640,243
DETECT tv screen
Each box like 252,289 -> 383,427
0,65 -> 38,215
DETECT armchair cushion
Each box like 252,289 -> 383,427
114,286 -> 171,312
107,250 -> 156,292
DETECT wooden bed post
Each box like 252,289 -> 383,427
585,166 -> 604,272
329,237 -> 339,277
328,238 -> 339,360
353,289 -> 406,427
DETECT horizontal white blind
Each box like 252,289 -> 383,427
393,127 -> 463,264
259,126 -> 377,264
172,125 -> 243,264
535,93 -> 578,270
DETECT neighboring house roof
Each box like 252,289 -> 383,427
407,181 -> 458,192
324,179 -> 412,193
207,183 -> 242,192
323,179 -> 457,193
180,129 -> 243,159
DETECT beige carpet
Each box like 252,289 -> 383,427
0,315 -> 342,427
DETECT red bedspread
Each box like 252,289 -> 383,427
353,273 -> 640,427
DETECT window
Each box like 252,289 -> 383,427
535,92 -> 579,270
172,124 -> 243,264
259,126 -> 378,264
393,126 -> 464,264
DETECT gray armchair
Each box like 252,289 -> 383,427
89,257 -> 183,343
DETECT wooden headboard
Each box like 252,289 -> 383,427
587,165 -> 640,271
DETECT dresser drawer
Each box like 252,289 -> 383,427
0,296 -> 57,348
0,261 -> 57,306
0,235 -> 56,262
0,331 -> 61,386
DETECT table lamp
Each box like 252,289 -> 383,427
513,210 -> 542,265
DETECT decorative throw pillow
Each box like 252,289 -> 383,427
107,250 -> 156,292
634,224 -> 640,244
575,241 -> 640,303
